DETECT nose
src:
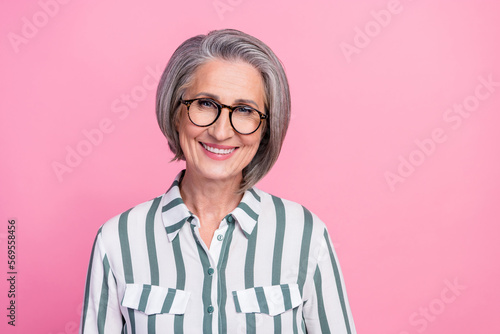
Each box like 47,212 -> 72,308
208,107 -> 234,140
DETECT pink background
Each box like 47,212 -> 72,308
1,0 -> 499,333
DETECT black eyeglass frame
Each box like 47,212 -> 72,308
180,98 -> 268,135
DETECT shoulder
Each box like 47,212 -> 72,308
98,195 -> 163,243
255,189 -> 334,272
255,188 -> 328,233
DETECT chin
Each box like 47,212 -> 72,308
189,163 -> 241,182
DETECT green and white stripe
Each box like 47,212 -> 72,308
80,170 -> 356,333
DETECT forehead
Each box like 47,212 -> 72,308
187,59 -> 266,108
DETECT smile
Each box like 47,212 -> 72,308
201,142 -> 236,155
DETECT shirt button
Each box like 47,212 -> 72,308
217,234 -> 224,241
207,267 -> 214,275
207,305 -> 214,314
227,215 -> 234,223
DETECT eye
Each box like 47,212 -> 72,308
234,106 -> 256,115
196,98 -> 218,110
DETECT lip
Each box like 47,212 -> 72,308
200,142 -> 238,161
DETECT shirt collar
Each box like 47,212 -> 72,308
160,170 -> 262,242
231,187 -> 261,238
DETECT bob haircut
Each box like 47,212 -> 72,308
156,29 -> 291,192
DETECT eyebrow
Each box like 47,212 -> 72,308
194,92 -> 260,109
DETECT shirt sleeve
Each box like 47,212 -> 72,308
302,227 -> 357,334
79,229 -> 124,334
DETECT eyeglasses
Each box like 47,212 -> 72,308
180,97 -> 267,135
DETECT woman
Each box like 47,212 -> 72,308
80,29 -> 356,334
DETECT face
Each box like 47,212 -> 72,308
177,59 -> 266,185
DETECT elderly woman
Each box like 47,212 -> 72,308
80,29 -> 356,334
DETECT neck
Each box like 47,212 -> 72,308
179,169 -> 244,228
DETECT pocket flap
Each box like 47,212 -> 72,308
121,284 -> 190,315
232,283 -> 302,316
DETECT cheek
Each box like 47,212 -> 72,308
244,135 -> 263,155
177,112 -> 194,140
178,120 -> 205,154
178,127 -> 194,148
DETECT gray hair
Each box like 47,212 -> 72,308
156,29 -> 290,192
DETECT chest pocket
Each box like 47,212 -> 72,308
232,283 -> 302,316
121,283 -> 191,315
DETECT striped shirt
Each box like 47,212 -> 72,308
80,170 -> 356,333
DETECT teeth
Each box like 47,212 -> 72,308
202,143 -> 235,155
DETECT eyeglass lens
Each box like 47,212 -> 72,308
188,98 -> 262,134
